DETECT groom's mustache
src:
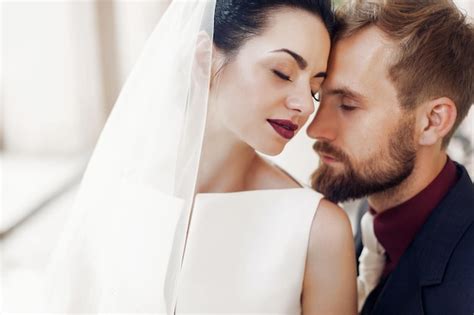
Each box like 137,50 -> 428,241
313,141 -> 350,164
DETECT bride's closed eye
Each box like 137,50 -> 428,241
273,69 -> 321,102
272,69 -> 292,81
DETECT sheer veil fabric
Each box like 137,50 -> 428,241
45,1 -> 216,313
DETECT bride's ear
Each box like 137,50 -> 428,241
193,31 -> 214,79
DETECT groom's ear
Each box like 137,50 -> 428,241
417,97 -> 457,147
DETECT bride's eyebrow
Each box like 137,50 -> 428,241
270,48 -> 327,78
270,48 -> 307,70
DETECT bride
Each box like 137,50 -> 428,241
46,0 -> 356,314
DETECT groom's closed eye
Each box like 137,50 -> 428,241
340,104 -> 357,112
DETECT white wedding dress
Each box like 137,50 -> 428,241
174,187 -> 323,314
47,184 -> 323,314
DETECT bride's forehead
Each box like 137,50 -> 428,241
233,16 -> 329,68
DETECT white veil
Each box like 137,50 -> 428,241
45,1 -> 215,313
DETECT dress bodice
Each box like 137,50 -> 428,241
175,188 -> 323,314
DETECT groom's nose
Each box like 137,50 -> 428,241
307,103 -> 337,142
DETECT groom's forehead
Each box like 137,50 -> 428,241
323,27 -> 397,97
331,27 -> 394,74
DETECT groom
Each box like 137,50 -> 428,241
308,0 -> 474,314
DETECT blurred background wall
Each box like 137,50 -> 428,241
1,0 -> 170,154
0,0 -> 473,312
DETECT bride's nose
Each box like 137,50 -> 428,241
285,88 -> 315,117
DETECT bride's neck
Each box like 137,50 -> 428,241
196,123 -> 257,194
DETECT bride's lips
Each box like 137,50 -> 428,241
267,119 -> 299,140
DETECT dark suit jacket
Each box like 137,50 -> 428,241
357,163 -> 474,315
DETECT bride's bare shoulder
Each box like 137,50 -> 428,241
311,199 -> 353,243
302,199 -> 357,313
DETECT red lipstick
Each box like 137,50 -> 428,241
267,119 -> 299,140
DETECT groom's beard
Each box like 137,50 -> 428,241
311,118 -> 417,203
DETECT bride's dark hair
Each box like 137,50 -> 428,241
213,0 -> 335,56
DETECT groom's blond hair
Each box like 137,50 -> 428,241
335,0 -> 474,147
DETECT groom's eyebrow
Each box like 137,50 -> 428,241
326,87 -> 366,101
270,49 -> 327,78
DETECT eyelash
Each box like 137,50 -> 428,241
272,69 -> 320,102
312,91 -> 320,102
340,104 -> 357,111
272,69 -> 292,81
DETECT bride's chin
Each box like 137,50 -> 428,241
256,142 -> 286,156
